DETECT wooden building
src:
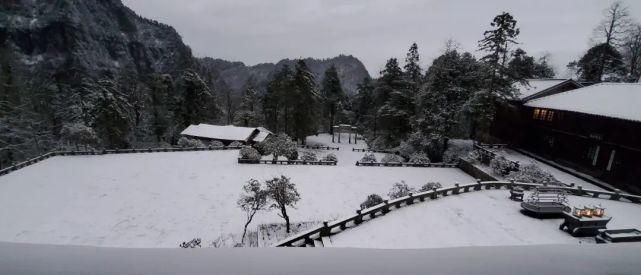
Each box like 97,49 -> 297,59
493,81 -> 641,194
180,124 -> 272,145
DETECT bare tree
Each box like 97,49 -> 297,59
265,175 -> 300,233
594,1 -> 631,47
237,179 -> 268,243
623,24 -> 641,82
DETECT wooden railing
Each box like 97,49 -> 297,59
0,146 -> 243,176
352,148 -> 398,154
355,161 -> 458,168
298,145 -> 340,151
274,180 -> 641,247
238,159 -> 337,166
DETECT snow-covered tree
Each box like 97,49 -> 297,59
60,123 -> 98,150
90,78 -> 134,149
174,70 -> 221,132
360,153 -> 377,163
420,182 -> 442,191
261,134 -> 297,162
408,152 -> 430,164
177,136 -> 205,148
300,151 -> 317,162
507,164 -> 559,184
265,175 -> 300,233
234,84 -> 261,127
237,179 -> 268,243
239,146 -> 261,160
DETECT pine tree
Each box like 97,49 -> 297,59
90,79 -> 134,149
234,81 -> 261,127
291,60 -> 319,143
374,58 -> 412,147
508,48 -> 555,79
404,43 -> 422,92
575,44 -> 625,82
474,12 -> 521,139
147,74 -> 172,142
174,70 -> 220,133
320,65 -> 345,134
263,66 -> 293,134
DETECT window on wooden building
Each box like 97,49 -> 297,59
532,108 -> 555,121
547,110 -> 554,121
532,109 -> 540,119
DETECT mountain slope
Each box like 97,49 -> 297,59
199,55 -> 371,96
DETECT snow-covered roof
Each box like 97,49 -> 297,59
514,79 -> 579,101
181,124 -> 269,142
525,83 -> 641,122
253,127 -> 272,142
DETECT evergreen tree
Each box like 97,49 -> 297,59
574,43 -> 625,82
353,77 -> 375,130
474,12 -> 521,139
373,58 -> 413,147
234,81 -> 261,127
263,66 -> 293,134
320,65 -> 345,134
90,79 -> 134,149
622,24 -> 641,82
174,70 -> 220,133
147,74 -> 173,142
291,60 -> 319,143
507,48 -> 555,79
404,43 -> 422,92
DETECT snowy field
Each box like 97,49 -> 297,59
331,189 -> 641,249
0,134 -> 475,247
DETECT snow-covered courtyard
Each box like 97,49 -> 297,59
0,134 -> 474,247
331,190 -> 641,249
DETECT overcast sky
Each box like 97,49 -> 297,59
122,0 -> 641,77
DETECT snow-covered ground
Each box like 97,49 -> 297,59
0,134 -> 474,247
331,189 -> 641,249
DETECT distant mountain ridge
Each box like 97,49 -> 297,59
199,55 -> 370,96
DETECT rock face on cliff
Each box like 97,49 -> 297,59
199,55 -> 370,96
0,0 -> 195,85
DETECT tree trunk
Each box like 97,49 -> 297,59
281,206 -> 291,233
241,211 -> 256,244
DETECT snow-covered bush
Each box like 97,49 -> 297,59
408,152 -> 430,164
381,154 -> 402,163
419,182 -> 442,192
239,146 -> 261,160
388,181 -> 415,199
467,150 -> 481,162
177,137 -> 205,148
360,153 -> 377,163
360,194 -> 384,209
228,141 -> 243,147
179,238 -> 202,248
443,140 -> 473,163
397,141 -> 416,159
507,164 -> 559,184
287,150 -> 298,160
322,153 -> 337,162
300,151 -> 318,162
209,140 -> 224,147
490,156 -> 512,176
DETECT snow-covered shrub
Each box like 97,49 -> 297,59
408,152 -> 430,164
381,154 -> 402,163
397,141 -> 416,160
239,146 -> 261,160
300,151 -> 318,162
360,194 -> 384,209
490,156 -> 512,176
360,153 -> 377,163
388,181 -> 415,199
507,164 -> 559,184
467,150 -> 481,162
228,141 -> 243,147
322,153 -> 337,162
178,137 -> 205,148
443,139 -> 473,163
287,150 -> 299,160
179,238 -> 202,248
419,182 -> 442,192
209,140 -> 224,147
